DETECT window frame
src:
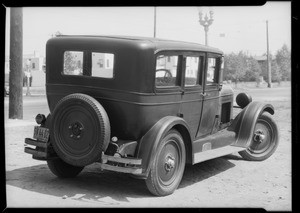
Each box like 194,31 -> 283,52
91,52 -> 115,79
205,53 -> 222,86
182,52 -> 205,89
154,51 -> 206,93
61,50 -> 116,80
62,50 -> 85,76
181,52 -> 205,94
154,51 -> 182,93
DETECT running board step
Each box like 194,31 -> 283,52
193,146 -> 246,164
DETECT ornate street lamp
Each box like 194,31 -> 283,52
198,9 -> 214,46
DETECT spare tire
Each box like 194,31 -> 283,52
50,93 -> 110,167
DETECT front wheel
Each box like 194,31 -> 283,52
239,113 -> 279,161
47,158 -> 84,178
145,129 -> 186,196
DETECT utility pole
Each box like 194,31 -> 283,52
266,20 -> 272,88
198,9 -> 214,46
154,7 -> 157,38
9,7 -> 23,119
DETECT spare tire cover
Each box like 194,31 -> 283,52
51,93 -> 110,167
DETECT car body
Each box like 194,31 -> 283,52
24,35 -> 279,196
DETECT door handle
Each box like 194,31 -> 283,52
201,93 -> 208,97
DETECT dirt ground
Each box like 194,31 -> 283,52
5,86 -> 291,210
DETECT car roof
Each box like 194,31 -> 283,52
56,35 -> 223,55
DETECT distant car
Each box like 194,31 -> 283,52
24,35 -> 279,196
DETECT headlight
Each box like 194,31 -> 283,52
236,93 -> 252,109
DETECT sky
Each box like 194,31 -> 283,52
5,2 -> 291,58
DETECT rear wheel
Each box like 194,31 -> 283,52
145,129 -> 186,196
239,114 -> 279,161
47,158 -> 84,178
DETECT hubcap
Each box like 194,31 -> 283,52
157,140 -> 180,186
249,118 -> 273,155
253,129 -> 265,143
68,122 -> 84,139
165,155 -> 175,172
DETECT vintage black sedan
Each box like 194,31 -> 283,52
24,35 -> 279,196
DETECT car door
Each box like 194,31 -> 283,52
179,52 -> 205,139
196,53 -> 222,138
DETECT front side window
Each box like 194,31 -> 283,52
207,57 -> 217,84
155,55 -> 178,87
63,51 -> 83,75
92,52 -> 114,78
185,56 -> 200,87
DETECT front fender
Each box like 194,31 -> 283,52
229,101 -> 274,148
135,116 -> 191,178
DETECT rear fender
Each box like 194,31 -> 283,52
228,101 -> 274,148
43,113 -> 52,128
135,116 -> 191,178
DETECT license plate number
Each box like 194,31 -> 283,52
33,126 -> 50,142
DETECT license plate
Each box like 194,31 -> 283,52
33,126 -> 50,142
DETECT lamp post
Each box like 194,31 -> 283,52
154,7 -> 157,38
198,9 -> 214,46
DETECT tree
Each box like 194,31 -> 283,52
271,60 -> 282,83
244,57 -> 261,81
223,51 -> 247,86
275,44 -> 291,81
259,53 -> 282,84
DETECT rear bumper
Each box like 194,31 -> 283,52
100,152 -> 142,174
24,138 -> 49,160
24,138 -> 142,174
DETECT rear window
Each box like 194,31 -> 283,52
91,52 -> 114,78
63,51 -> 83,75
63,51 -> 114,78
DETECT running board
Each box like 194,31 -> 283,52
193,145 -> 246,164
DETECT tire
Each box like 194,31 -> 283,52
47,158 -> 84,178
145,129 -> 186,196
51,93 -> 110,167
239,113 -> 279,161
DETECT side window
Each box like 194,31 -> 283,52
63,51 -> 83,75
185,56 -> 200,87
92,52 -> 114,78
207,57 -> 217,84
155,55 -> 178,87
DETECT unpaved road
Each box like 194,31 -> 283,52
5,87 -> 291,210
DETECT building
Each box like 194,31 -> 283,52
23,51 -> 45,71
